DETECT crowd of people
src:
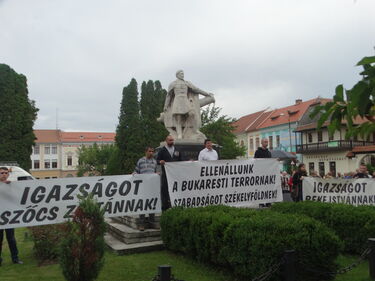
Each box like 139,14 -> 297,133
254,137 -> 374,203
280,163 -> 374,203
133,135 -> 218,230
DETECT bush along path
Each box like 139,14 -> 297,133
161,205 -> 343,281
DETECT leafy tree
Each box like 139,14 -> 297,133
76,143 -> 116,176
59,194 -> 106,281
201,105 -> 245,159
115,78 -> 143,174
0,64 -> 38,170
312,55 -> 375,139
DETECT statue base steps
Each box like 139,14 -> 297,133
105,216 -> 163,255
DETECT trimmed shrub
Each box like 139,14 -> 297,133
29,224 -> 67,263
59,195 -> 106,281
161,206 -> 342,281
271,201 -> 375,254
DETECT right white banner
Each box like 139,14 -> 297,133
303,177 -> 375,206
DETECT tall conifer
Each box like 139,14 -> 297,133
140,80 -> 168,148
115,78 -> 143,174
0,64 -> 38,170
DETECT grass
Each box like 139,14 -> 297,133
0,228 -> 236,281
0,228 -> 373,281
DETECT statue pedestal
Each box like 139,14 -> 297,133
157,140 -> 219,161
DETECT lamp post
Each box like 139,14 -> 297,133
280,112 -> 293,152
287,110 -> 292,153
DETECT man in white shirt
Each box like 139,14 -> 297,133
198,139 -> 218,161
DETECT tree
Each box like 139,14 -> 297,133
140,80 -> 168,148
201,105 -> 245,159
76,143 -> 116,176
115,78 -> 143,174
0,64 -> 38,170
312,55 -> 375,139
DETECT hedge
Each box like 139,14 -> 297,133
271,201 -> 375,254
29,224 -> 67,262
161,206 -> 342,281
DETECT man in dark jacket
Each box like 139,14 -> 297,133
157,135 -> 182,211
254,138 -> 271,158
254,138 -> 272,207
354,164 -> 370,178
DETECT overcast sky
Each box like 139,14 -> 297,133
1,0 -> 375,132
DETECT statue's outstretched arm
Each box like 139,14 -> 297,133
187,81 -> 213,97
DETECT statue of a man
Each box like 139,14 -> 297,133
159,70 -> 215,141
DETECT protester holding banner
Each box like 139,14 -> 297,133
134,147 -> 158,231
292,163 -> 307,202
198,139 -> 218,161
157,135 -> 182,211
254,138 -> 272,207
254,138 -> 271,158
0,167 -> 23,265
354,164 -> 370,179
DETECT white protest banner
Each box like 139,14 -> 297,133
303,177 -> 375,206
165,159 -> 282,208
0,174 -> 161,229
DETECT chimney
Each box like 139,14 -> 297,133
295,99 -> 302,105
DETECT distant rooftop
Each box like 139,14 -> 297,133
34,130 -> 115,143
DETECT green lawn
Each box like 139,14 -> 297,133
0,228 -> 373,281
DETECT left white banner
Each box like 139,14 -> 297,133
0,174 -> 161,229
165,159 -> 282,208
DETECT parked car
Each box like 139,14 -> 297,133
1,165 -> 34,181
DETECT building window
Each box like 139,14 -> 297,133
269,136 -> 273,149
44,160 -> 51,169
45,177 -> 50,179
329,133 -> 334,141
255,137 -> 260,149
34,145 -> 40,155
276,135 -> 280,148
67,155 -> 72,166
249,138 -> 254,152
318,162 -> 325,177
33,160 -> 40,169
318,131 -> 323,142
52,159 -> 58,169
45,145 -> 50,154
329,161 -> 336,177
308,133 -> 313,143
52,146 -> 57,154
308,162 -> 314,175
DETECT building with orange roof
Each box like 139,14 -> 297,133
234,98 -> 325,160
31,130 -> 115,178
256,98 -> 329,155
295,100 -> 375,177
232,109 -> 274,157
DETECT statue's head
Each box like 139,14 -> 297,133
176,70 -> 184,80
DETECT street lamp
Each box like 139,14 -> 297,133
280,112 -> 293,152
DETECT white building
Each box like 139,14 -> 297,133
295,102 -> 375,176
31,130 -> 115,179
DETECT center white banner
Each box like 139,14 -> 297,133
165,159 -> 282,208
0,174 -> 161,229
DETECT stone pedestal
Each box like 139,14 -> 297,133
157,140 -> 219,161
104,215 -> 163,255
